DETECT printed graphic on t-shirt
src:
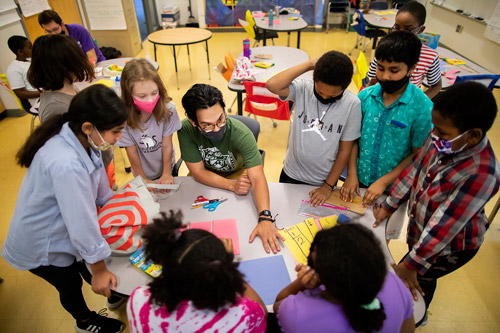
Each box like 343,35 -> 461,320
199,146 -> 236,172
297,110 -> 343,139
139,134 -> 161,153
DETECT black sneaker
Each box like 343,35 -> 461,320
107,295 -> 126,309
75,311 -> 124,333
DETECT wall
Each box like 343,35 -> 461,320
156,0 -> 203,26
423,0 -> 500,73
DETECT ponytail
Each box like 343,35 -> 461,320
312,224 -> 387,333
16,113 -> 67,168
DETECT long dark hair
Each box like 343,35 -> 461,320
28,34 -> 94,91
310,224 -> 387,332
16,85 -> 128,167
142,210 -> 245,312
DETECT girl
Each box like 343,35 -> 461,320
2,85 -> 127,333
127,210 -> 267,332
274,224 -> 415,333
118,59 -> 181,189
28,34 -> 94,123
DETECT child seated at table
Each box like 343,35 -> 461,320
341,30 -> 433,207
373,82 -> 500,324
266,51 -> 362,207
117,59 -> 181,191
127,210 -> 267,332
274,224 -> 415,333
6,35 -> 40,107
366,1 -> 442,99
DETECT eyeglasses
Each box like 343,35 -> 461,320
198,112 -> 227,132
44,25 -> 62,34
391,25 -> 422,34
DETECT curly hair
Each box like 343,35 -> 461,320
312,51 -> 353,90
142,211 -> 245,312
310,224 -> 387,333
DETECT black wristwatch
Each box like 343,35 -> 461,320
258,210 -> 274,223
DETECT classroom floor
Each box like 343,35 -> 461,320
1,30 -> 500,332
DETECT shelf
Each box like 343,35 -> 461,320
430,1 -> 487,25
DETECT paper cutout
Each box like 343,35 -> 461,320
325,189 -> 366,215
374,10 -> 397,15
212,219 -> 240,255
238,256 -> 291,305
265,19 -> 281,24
92,79 -> 114,88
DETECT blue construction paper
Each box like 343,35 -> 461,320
238,256 -> 291,305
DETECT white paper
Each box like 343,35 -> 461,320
485,0 -> 500,44
84,0 -> 127,30
18,0 -> 50,18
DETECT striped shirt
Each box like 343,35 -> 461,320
382,134 -> 500,274
367,44 -> 441,88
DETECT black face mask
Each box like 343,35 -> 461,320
314,88 -> 344,105
377,75 -> 410,94
200,125 -> 226,142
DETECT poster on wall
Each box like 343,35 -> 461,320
18,0 -> 50,18
485,0 -> 500,44
84,0 -> 127,30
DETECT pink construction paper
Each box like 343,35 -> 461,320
188,221 -> 212,232
253,12 -> 266,18
264,19 -> 281,24
212,219 -> 240,255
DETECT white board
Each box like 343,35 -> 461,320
84,0 -> 127,30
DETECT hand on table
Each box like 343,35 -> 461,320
157,174 -> 174,194
233,175 -> 251,195
295,263 -> 320,289
308,183 -> 332,207
249,220 -> 285,254
362,179 -> 387,207
144,178 -> 158,194
220,238 -> 234,254
372,204 -> 391,228
341,175 -> 360,202
391,262 -> 424,301
91,269 -> 117,298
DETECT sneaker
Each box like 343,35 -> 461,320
416,310 -> 428,327
107,295 -> 126,309
75,311 -> 124,333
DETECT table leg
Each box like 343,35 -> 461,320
372,29 -> 380,49
297,31 -> 301,49
263,30 -> 267,46
172,46 -> 179,90
154,43 -> 157,62
205,40 -> 211,80
187,44 -> 192,71
287,32 -> 291,47
237,91 -> 243,116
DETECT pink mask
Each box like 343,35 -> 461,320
133,95 -> 159,114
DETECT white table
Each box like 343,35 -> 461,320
228,46 -> 310,115
100,176 -> 425,322
363,9 -> 396,49
253,14 -> 308,49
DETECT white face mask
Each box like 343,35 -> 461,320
88,127 -> 112,151
431,130 -> 469,154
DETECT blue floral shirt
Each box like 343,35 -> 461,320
357,83 -> 433,189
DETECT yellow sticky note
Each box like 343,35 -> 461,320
92,79 -> 114,88
318,215 -> 338,230
278,218 -> 320,265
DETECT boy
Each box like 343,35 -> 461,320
266,51 -> 362,207
38,9 -> 105,64
6,36 -> 40,107
341,30 -> 433,207
178,84 -> 283,254
373,82 -> 500,323
366,1 -> 442,99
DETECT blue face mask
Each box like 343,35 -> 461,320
431,131 -> 469,154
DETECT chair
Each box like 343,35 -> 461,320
239,19 -> 278,47
0,73 -> 39,133
326,0 -> 351,34
392,0 -> 412,9
171,115 -> 265,177
348,10 -> 387,55
454,74 -> 500,91
369,1 -> 389,10
214,52 -> 242,113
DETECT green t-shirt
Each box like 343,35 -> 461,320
178,117 -> 262,173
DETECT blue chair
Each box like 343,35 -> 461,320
454,74 -> 500,91
348,10 -> 387,55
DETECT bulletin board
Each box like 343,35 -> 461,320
84,0 -> 127,30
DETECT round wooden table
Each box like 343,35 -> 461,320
147,28 -> 213,89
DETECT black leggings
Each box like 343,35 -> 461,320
400,248 -> 479,309
30,260 -> 93,321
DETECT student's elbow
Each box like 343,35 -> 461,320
265,79 -> 278,94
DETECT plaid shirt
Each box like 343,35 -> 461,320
382,133 -> 500,274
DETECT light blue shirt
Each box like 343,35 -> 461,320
357,83 -> 433,189
2,123 -> 113,270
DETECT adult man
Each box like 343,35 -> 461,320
38,9 -> 105,64
179,84 -> 283,254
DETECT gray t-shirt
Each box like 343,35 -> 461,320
39,91 -> 74,123
282,79 -> 362,185
117,102 -> 182,180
